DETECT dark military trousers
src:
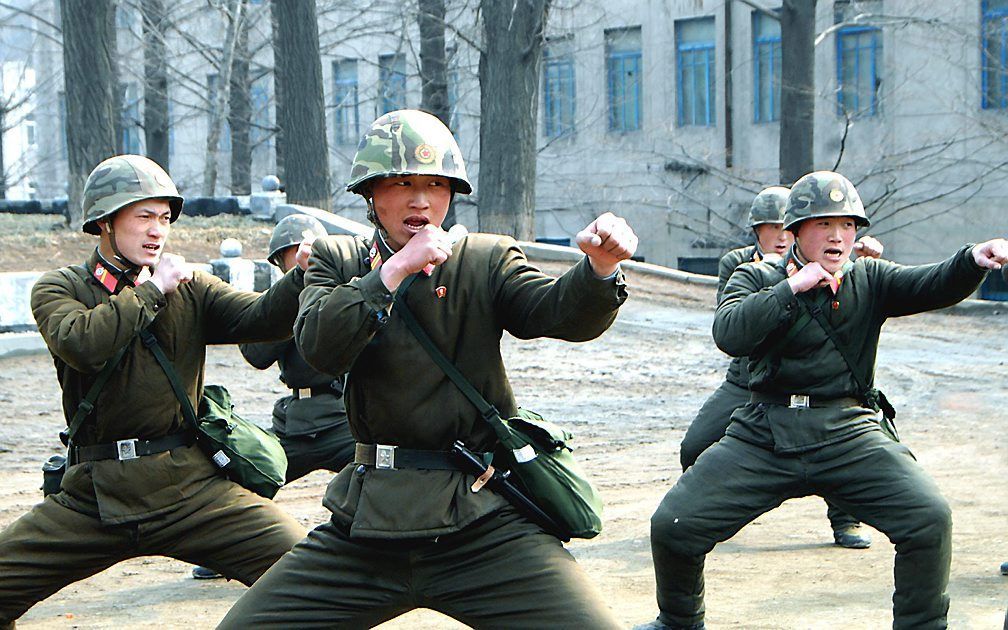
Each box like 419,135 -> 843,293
218,506 -> 621,629
652,432 -> 951,629
0,476 -> 306,623
280,422 -> 356,483
679,379 -> 859,532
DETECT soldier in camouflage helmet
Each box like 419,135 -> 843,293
677,184 -> 876,554
0,155 -> 310,625
637,172 -> 1008,629
220,111 -> 637,628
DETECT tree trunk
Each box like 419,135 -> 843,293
779,0 -> 816,186
202,0 -> 244,196
229,4 -> 252,195
61,0 -> 118,227
142,0 -> 170,171
270,4 -> 284,182
271,0 -> 331,210
478,0 -> 549,239
418,0 -> 454,225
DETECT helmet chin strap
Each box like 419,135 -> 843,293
104,221 -> 143,271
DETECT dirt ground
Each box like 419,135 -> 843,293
1,253 -> 1007,628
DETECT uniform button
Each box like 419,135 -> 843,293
355,464 -> 366,476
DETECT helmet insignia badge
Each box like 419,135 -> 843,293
415,144 -> 436,164
829,189 -> 845,202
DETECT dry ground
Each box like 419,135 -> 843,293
0,238 -> 1006,628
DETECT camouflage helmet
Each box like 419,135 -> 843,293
784,171 -> 870,232
81,154 -> 183,235
346,109 -> 471,195
268,214 -> 327,266
747,186 -> 789,228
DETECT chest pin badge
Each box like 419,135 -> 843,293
435,286 -> 447,299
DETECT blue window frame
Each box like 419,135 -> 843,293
379,53 -> 407,115
982,0 -> 1008,109
543,36 -> 576,137
677,17 -> 716,127
834,0 -> 882,118
752,11 -> 781,123
333,58 -> 359,144
605,27 -> 642,132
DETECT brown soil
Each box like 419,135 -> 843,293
1,233 -> 1006,628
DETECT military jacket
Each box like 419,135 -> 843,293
296,233 -> 627,539
31,249 -> 304,524
239,339 -> 347,437
713,244 -> 986,454
717,245 -> 758,387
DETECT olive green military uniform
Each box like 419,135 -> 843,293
678,244 -> 859,533
0,250 -> 307,624
649,245 -> 987,629
219,231 -> 626,629
239,340 -> 355,482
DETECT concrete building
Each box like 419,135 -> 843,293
3,0 -> 1008,279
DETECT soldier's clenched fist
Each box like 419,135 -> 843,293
149,253 -> 193,295
576,212 -> 638,277
972,238 -> 1008,270
787,261 -> 836,294
380,225 -> 454,291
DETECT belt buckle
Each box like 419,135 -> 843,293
116,438 -> 139,461
375,444 -> 396,470
297,388 -> 311,399
789,394 -> 810,409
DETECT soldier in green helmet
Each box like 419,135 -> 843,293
679,185 -> 883,550
637,171 -> 1008,630
219,109 -> 635,628
0,154 -> 308,627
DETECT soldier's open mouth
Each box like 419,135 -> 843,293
143,244 -> 160,251
404,217 -> 430,232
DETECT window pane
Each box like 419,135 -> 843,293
605,27 -> 642,132
677,17 -> 715,126
379,53 -> 406,114
333,58 -> 359,144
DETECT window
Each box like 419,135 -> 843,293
24,113 -> 36,146
543,36 -> 576,137
676,17 -> 716,127
379,53 -> 407,114
982,0 -> 1008,109
835,1 -> 882,117
606,27 -> 642,132
752,11 -> 781,122
120,83 -> 141,154
333,58 -> 359,144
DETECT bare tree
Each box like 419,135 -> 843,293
478,0 -> 550,239
61,0 -> 117,227
141,0 -> 170,171
417,0 -> 454,224
229,0 -> 251,195
272,0 -> 331,210
202,0 -> 244,196
779,0 -> 816,186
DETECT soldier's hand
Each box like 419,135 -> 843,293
149,253 -> 192,295
787,261 -> 834,294
295,236 -> 316,271
762,252 -> 783,264
972,238 -> 1008,269
853,235 -> 884,259
576,212 -> 638,277
380,225 -> 453,291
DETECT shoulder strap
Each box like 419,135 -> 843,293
393,274 -> 506,430
64,343 -> 132,445
138,329 -> 200,427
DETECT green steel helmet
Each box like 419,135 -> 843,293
784,171 -> 870,232
346,109 -> 471,195
81,154 -> 183,235
747,186 -> 790,228
268,214 -> 327,266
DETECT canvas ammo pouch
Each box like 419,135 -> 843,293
140,330 -> 288,499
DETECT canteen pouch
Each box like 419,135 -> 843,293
41,454 -> 67,497
194,385 -> 288,499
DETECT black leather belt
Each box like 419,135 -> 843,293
73,430 -> 196,463
354,443 -> 490,471
750,392 -> 863,409
292,385 -> 335,399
